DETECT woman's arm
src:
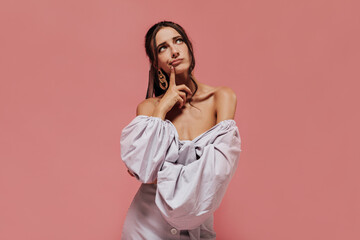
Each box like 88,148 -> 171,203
155,121 -> 241,230
138,66 -> 192,120
123,99 -> 154,179
120,115 -> 177,183
124,66 -> 191,182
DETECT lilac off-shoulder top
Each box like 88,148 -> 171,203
120,115 -> 242,240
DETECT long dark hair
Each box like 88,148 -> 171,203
144,21 -> 198,100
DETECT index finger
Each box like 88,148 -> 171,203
169,65 -> 176,86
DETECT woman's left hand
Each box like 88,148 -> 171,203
127,169 -> 157,184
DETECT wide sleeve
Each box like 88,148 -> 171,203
155,121 -> 242,230
120,115 -> 177,183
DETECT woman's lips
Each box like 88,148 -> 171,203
170,59 -> 183,66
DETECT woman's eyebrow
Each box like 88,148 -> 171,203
156,36 -> 182,49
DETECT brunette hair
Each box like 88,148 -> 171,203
144,20 -> 198,100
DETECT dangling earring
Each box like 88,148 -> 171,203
158,69 -> 168,90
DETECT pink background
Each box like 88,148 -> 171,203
1,0 -> 359,239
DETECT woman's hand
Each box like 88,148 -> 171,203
152,66 -> 192,119
127,169 -> 157,184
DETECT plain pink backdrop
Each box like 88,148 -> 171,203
0,0 -> 359,239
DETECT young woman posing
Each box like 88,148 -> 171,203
120,21 -> 242,240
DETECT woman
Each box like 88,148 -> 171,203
120,21 -> 242,240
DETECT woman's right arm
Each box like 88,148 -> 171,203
120,115 -> 177,183
138,65 -> 192,119
121,65 -> 192,183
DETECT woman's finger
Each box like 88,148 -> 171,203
178,91 -> 187,108
177,96 -> 184,108
169,65 -> 176,86
177,84 -> 192,96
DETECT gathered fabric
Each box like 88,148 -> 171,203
120,115 -> 242,240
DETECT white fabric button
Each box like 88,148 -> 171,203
170,228 -> 178,235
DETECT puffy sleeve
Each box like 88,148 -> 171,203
155,120 -> 242,230
120,115 -> 177,183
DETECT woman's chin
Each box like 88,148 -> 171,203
173,65 -> 189,74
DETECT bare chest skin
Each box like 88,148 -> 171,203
164,86 -> 218,141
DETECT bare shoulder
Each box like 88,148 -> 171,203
214,86 -> 237,99
214,86 -> 237,122
136,97 -> 160,116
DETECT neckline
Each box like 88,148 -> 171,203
136,115 -> 236,143
166,119 -> 236,143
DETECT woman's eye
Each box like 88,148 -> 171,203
158,39 -> 183,53
158,46 -> 166,52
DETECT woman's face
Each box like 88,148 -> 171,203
154,27 -> 191,75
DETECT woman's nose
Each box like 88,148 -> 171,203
170,46 -> 179,57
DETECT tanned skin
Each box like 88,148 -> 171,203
127,27 -> 237,183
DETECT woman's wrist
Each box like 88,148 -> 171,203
152,104 -> 167,120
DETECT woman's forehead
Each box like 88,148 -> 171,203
155,27 -> 181,46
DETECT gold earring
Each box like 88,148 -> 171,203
158,69 -> 168,90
